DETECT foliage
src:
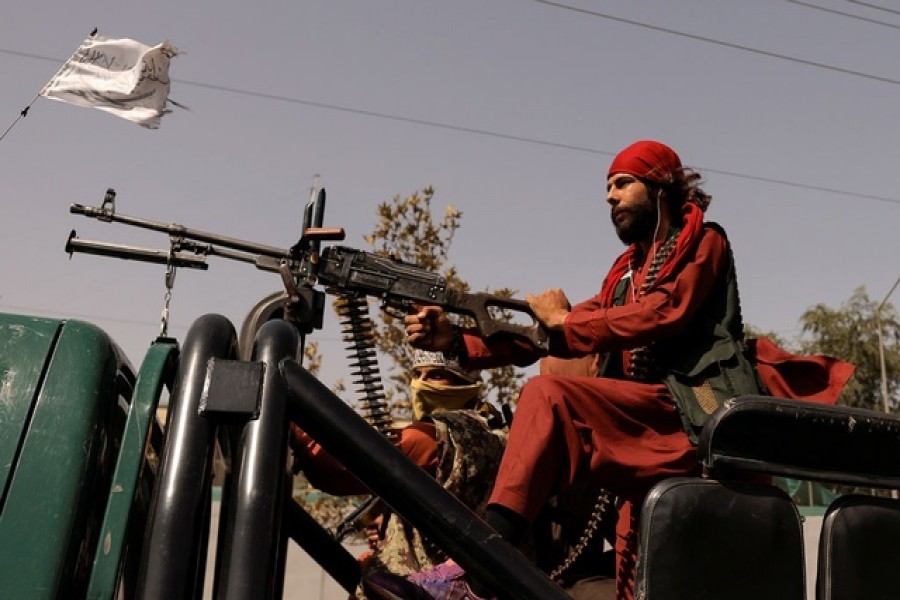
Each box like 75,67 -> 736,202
298,187 -> 527,534
302,336 -> 348,396
292,476 -> 368,544
743,324 -> 788,350
298,187 -> 527,531
347,186 -> 525,419
797,286 -> 900,412
301,341 -> 321,375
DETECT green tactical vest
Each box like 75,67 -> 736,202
600,223 -> 765,444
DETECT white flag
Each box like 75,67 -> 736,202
39,35 -> 179,129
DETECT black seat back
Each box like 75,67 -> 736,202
816,495 -> 900,600
635,477 -> 806,600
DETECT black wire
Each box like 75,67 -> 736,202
532,0 -> 900,86
1,19 -> 899,206
846,0 -> 900,18
786,0 -> 900,30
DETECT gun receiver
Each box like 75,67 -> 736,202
65,188 -> 550,353
317,246 -> 548,352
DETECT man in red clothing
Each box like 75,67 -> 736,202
365,140 -> 765,600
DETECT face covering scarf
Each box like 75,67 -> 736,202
410,378 -> 483,420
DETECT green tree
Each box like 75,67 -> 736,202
348,186 -> 525,419
301,341 -> 322,376
744,324 -> 787,349
292,339 -> 369,542
302,187 -> 526,538
798,286 -> 900,411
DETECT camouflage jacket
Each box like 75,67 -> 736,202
356,410 -> 507,596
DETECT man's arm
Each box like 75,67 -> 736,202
564,227 -> 728,354
291,422 -> 439,496
409,229 -> 727,365
405,303 -> 542,369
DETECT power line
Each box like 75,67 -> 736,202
0,301 -> 347,344
846,0 -> 900,18
2,45 -> 900,206
786,0 -> 900,30
122,77 -> 900,206
0,47 -> 61,62
533,0 -> 900,86
699,166 -> 900,206
0,302 -> 177,329
178,79 -> 613,156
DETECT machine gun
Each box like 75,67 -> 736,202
65,186 -> 549,352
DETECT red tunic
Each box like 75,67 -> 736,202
462,203 -> 721,367
459,205 -> 728,600
459,202 -> 852,599
474,223 -> 727,511
460,205 -> 723,507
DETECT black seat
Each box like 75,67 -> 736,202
635,396 -> 900,600
635,477 -> 806,600
816,494 -> 900,600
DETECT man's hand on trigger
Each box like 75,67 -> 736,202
526,288 -> 570,333
404,305 -> 455,352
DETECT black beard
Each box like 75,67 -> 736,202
612,199 -> 657,244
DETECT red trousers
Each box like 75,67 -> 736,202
488,374 -> 699,600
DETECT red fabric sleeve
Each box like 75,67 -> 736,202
460,219 -> 725,367
396,421 -> 438,476
291,424 -> 369,495
564,227 -> 728,354
461,329 -> 542,369
290,421 -> 438,495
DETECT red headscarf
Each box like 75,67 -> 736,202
607,140 -> 682,185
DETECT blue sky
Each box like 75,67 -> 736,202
1,0 -> 898,391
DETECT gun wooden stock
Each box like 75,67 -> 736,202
445,291 -> 549,354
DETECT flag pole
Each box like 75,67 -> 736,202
0,28 -> 97,143
0,95 -> 40,142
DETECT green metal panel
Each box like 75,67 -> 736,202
87,339 -> 178,599
0,314 -> 61,497
0,315 -> 133,598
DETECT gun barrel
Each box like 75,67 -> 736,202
65,232 -> 209,270
70,203 -> 294,260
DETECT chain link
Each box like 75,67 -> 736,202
549,491 -> 611,583
160,259 -> 176,337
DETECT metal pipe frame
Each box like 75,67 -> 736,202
214,319 -> 297,599
279,359 -> 571,600
136,314 -> 238,599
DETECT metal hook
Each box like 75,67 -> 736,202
160,245 -> 178,337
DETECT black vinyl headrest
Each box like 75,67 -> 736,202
700,396 -> 900,488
